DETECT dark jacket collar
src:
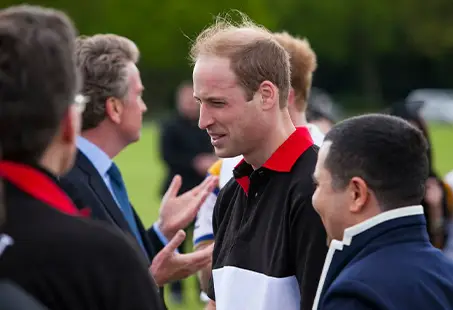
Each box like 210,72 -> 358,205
0,161 -> 87,217
313,205 -> 427,309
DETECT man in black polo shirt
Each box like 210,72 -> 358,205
0,5 -> 164,309
190,13 -> 328,310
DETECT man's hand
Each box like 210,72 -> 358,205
205,300 -> 216,310
158,174 -> 218,241
193,153 -> 217,176
150,230 -> 214,286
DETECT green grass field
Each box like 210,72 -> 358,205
116,122 -> 453,310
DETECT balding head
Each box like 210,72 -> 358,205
190,12 -> 291,107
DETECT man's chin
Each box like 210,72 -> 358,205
214,147 -> 239,159
128,131 -> 141,144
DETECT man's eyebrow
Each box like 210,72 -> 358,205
193,95 -> 226,102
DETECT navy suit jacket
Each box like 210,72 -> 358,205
313,205 -> 453,310
59,151 -> 165,261
58,151 -> 167,308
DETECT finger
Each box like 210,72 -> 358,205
205,176 -> 219,193
187,186 -> 211,217
161,229 -> 186,256
181,243 -> 214,266
165,175 -> 182,198
194,176 -> 218,198
185,175 -> 214,197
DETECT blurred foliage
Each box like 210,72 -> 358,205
5,0 -> 453,112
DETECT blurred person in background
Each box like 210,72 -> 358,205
59,34 -> 216,308
305,88 -> 337,134
445,170 -> 453,259
161,81 -> 217,196
159,81 -> 217,303
387,100 -> 453,250
0,5 -> 165,309
193,31 -> 325,300
305,104 -> 335,134
446,171 -> 453,190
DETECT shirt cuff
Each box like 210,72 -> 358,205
152,222 -> 180,254
152,222 -> 169,245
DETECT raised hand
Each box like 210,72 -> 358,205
150,230 -> 214,286
157,174 -> 218,241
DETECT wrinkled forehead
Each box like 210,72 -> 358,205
193,55 -> 239,99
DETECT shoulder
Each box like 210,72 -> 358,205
321,278 -> 381,310
61,159 -> 84,181
288,146 -> 318,200
294,143 -> 319,171
5,196 -> 147,270
333,247 -> 436,292
60,152 -> 93,186
58,168 -> 85,192
53,216 -> 148,267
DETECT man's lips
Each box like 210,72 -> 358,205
208,133 -> 226,145
208,133 -> 226,139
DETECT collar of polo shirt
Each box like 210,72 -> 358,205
233,126 -> 314,193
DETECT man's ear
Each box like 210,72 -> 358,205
349,177 -> 369,214
258,81 -> 278,111
61,105 -> 79,144
105,97 -> 123,124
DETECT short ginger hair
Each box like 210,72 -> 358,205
190,12 -> 291,107
273,32 -> 317,112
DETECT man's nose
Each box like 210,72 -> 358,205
198,104 -> 214,130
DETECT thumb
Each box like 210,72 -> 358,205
162,229 -> 186,255
165,175 -> 182,198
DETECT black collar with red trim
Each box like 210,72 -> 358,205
233,126 -> 314,193
0,161 -> 89,218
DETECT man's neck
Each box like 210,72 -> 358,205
290,107 -> 308,127
244,112 -> 296,169
81,128 -> 124,159
38,145 -> 68,176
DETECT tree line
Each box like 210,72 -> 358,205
8,0 -> 453,112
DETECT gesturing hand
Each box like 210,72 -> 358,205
150,230 -> 214,286
158,174 -> 218,241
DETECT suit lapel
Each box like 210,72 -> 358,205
75,151 -> 133,235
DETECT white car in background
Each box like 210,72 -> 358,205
406,89 -> 453,124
